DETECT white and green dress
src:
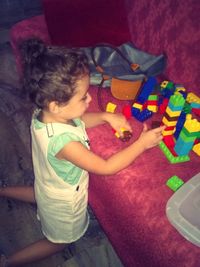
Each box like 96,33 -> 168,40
31,110 -> 90,243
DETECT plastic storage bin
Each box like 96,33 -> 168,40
166,172 -> 200,247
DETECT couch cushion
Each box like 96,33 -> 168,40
42,0 -> 131,47
10,15 -> 51,76
127,0 -> 200,94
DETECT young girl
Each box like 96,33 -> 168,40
0,39 -> 165,267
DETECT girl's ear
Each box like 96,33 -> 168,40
48,101 -> 60,113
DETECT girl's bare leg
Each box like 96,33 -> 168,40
4,238 -> 66,267
0,186 -> 35,203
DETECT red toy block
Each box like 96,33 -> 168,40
192,108 -> 200,117
122,105 -> 132,119
159,98 -> 169,114
163,135 -> 175,148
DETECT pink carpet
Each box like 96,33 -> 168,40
87,86 -> 200,267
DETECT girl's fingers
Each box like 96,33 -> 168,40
153,125 -> 166,133
142,123 -> 148,132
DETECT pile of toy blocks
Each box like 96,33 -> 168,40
130,77 -> 200,163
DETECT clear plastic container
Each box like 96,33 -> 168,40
166,172 -> 200,247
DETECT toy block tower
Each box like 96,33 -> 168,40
131,77 -> 157,122
162,94 -> 185,137
174,115 -> 200,156
159,94 -> 191,163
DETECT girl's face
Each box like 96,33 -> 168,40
57,75 -> 92,121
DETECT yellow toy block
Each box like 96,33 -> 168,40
132,102 -> 143,111
175,86 -> 186,92
162,117 -> 177,127
184,118 -> 200,133
186,92 -> 200,104
160,80 -> 169,88
106,102 -> 117,113
193,143 -> 200,156
115,127 -> 126,138
147,105 -> 158,113
162,128 -> 175,136
165,107 -> 181,117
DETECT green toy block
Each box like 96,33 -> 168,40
159,141 -> 190,163
183,102 -> 192,114
166,81 -> 174,90
170,94 -> 185,107
166,175 -> 184,191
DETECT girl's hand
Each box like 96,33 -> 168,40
104,113 -> 132,137
137,123 -> 165,150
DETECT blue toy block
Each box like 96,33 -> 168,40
168,102 -> 185,112
178,90 -> 187,99
161,89 -> 174,98
131,107 -> 140,116
174,112 -> 186,139
137,77 -> 157,104
133,109 -> 153,122
174,138 -> 195,156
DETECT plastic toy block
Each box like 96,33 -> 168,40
142,102 -> 148,110
162,117 -> 178,127
175,85 -> 186,92
161,89 -> 174,98
169,94 -> 185,107
147,105 -> 158,113
132,102 -> 143,111
174,111 -> 186,139
191,102 -> 200,109
160,81 -> 169,88
122,105 -> 132,119
163,135 -> 175,148
131,106 -> 140,116
168,101 -> 185,112
193,143 -> 200,156
159,141 -> 190,163
179,130 -> 197,142
148,94 -> 158,101
166,175 -> 184,191
181,126 -> 199,138
166,81 -> 174,90
161,81 -> 174,89
186,92 -> 200,104
159,98 -> 169,114
176,90 -> 188,99
184,118 -> 200,133
174,138 -> 195,156
132,108 -> 153,122
163,112 -> 179,121
137,77 -> 157,104
165,125 -> 175,131
146,100 -> 158,105
106,102 -> 132,142
162,128 -> 175,136
115,127 -> 128,137
194,138 -> 200,145
106,102 -> 117,113
183,102 -> 192,114
192,108 -> 200,116
165,107 -> 182,117
174,116 -> 200,156
114,129 -> 132,142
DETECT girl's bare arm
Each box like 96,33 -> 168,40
56,125 -> 165,175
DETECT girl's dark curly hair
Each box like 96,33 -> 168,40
20,38 -> 89,109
